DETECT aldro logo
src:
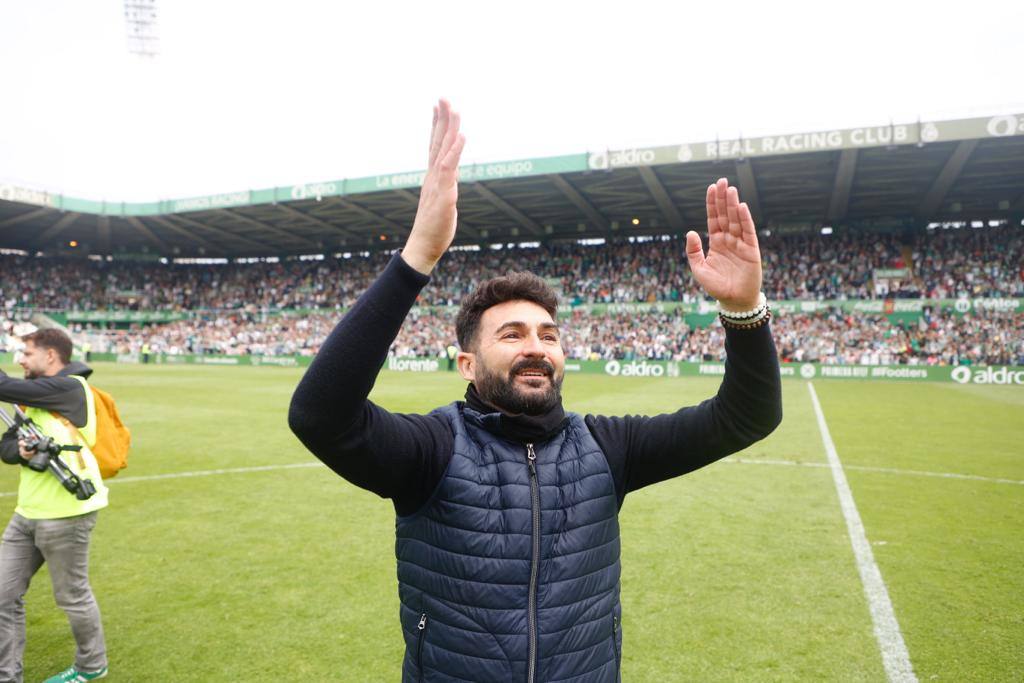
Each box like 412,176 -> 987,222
951,366 -> 1024,385
604,360 -> 665,377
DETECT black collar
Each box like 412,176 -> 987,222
464,384 -> 568,444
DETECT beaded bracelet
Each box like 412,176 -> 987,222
720,308 -> 771,331
718,292 -> 768,320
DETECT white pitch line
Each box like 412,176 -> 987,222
0,462 -> 321,497
105,461 -> 322,484
723,458 -> 1024,486
808,381 -> 917,683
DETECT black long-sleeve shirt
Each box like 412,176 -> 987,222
0,362 -> 93,465
289,254 -> 783,516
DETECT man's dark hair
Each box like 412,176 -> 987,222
22,328 -> 73,365
455,272 -> 559,350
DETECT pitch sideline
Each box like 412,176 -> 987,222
808,381 -> 917,683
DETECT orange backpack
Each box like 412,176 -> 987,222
53,385 -> 132,479
88,386 -> 131,479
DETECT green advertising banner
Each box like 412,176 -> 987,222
64,311 -> 188,324
78,351 -> 314,367
381,358 -> 1024,385
575,360 -> 1024,385
588,113 -> 1024,170
22,297 -> 1024,323
168,191 -> 253,213
6,112 -> 1021,216
560,298 -> 1023,316
29,296 -> 1023,332
17,351 -> 1024,386
330,153 -> 590,195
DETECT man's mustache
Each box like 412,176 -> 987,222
509,359 -> 555,378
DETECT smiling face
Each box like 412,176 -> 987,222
457,299 -> 566,415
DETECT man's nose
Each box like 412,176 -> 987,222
521,332 -> 545,356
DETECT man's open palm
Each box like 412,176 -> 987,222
685,178 -> 763,311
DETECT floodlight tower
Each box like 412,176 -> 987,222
124,0 -> 159,58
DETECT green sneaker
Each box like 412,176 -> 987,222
42,665 -> 108,682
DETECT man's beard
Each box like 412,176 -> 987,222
474,357 -> 563,416
22,368 -> 40,380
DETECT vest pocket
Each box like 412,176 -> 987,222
416,612 -> 429,681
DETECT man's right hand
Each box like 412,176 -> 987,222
18,438 -> 34,461
402,99 -> 466,275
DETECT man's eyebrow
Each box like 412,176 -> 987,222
492,321 -> 561,335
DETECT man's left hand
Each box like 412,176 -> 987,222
685,177 -> 763,311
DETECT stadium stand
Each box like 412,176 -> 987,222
2,112 -> 1021,370
2,224 -> 1021,366
1,225 -> 1021,311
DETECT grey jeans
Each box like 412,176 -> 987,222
0,512 -> 107,683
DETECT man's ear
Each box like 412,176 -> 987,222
456,351 -> 475,381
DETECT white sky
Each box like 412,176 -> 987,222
2,0 -> 1023,202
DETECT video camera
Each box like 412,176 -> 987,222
0,405 -> 97,500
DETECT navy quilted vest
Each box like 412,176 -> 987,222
396,402 -> 622,683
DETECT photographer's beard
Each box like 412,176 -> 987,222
473,356 -> 564,416
21,363 -> 43,380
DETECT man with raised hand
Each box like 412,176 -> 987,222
289,99 -> 782,682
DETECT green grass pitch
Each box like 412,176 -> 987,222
1,362 -> 1021,681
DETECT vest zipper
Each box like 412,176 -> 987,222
613,614 -> 621,675
417,612 -> 428,681
526,442 -> 540,683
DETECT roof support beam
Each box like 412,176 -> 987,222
548,174 -> 609,231
97,216 -> 111,253
124,217 -> 171,253
394,189 -> 420,207
916,140 -> 978,219
159,215 -> 272,253
222,209 -> 320,250
146,216 -> 219,252
31,212 -> 80,247
733,161 -> 762,223
826,149 -> 859,223
278,202 -> 361,241
0,207 -> 53,229
636,167 -> 686,231
1009,189 -> 1024,212
393,189 -> 481,239
474,183 -> 543,235
332,199 -> 405,234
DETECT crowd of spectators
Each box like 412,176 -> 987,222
2,225 -> 1021,314
64,306 -> 1023,367
2,224 -> 1021,366
771,309 -> 1023,366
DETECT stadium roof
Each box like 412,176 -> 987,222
2,113 -> 1023,258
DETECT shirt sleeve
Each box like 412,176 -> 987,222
586,322 -> 783,507
0,423 -> 22,466
287,253 -> 456,516
0,371 -> 89,427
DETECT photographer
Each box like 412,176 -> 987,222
0,329 -> 108,683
